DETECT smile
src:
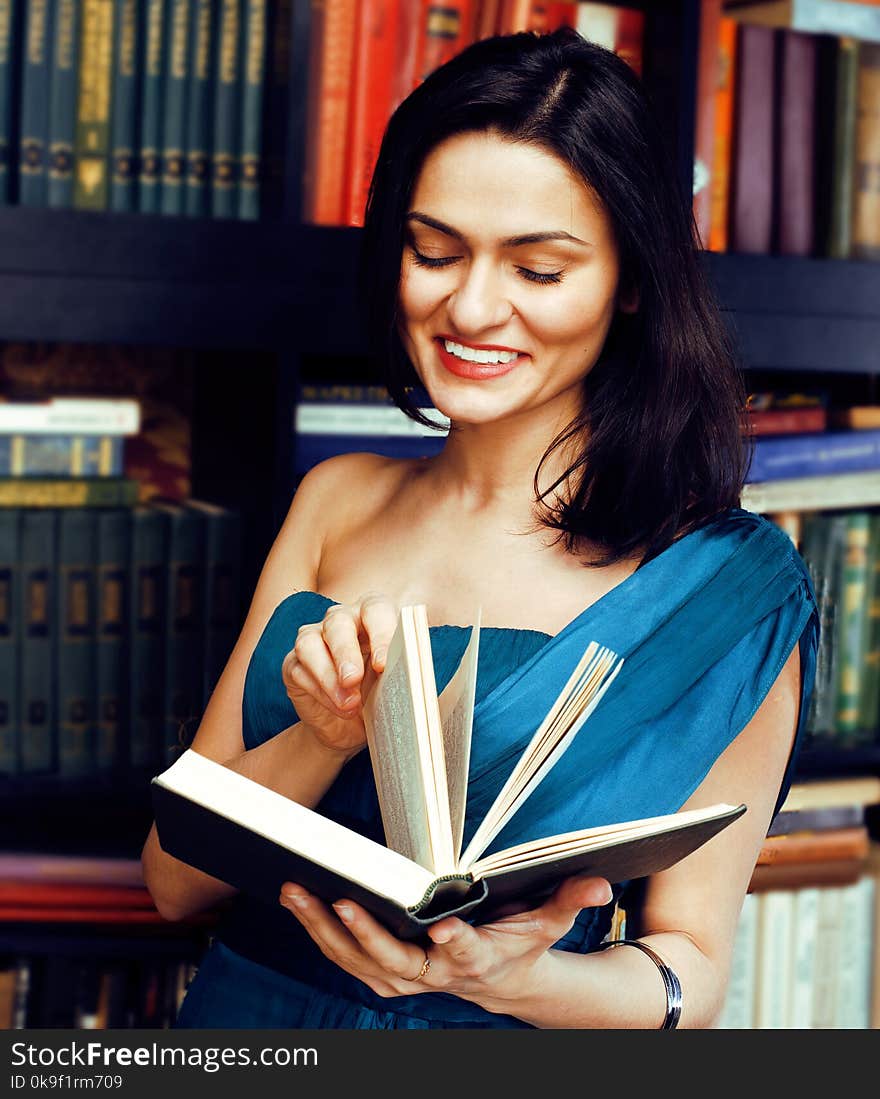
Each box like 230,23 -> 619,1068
434,338 -> 524,380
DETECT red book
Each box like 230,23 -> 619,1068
774,28 -> 817,255
499,0 -> 576,33
744,407 -> 828,435
0,883 -> 156,908
414,1 -> 478,86
344,0 -> 402,228
730,22 -> 776,253
693,1 -> 725,247
709,17 -> 739,252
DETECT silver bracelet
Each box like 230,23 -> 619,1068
598,938 -> 683,1029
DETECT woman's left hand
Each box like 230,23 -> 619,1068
278,875 -> 613,1015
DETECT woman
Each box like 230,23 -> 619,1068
142,27 -> 819,1029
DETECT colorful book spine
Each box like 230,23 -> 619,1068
0,478 -> 139,507
74,0 -> 115,210
184,0 -> 214,217
858,512 -> 880,735
138,0 -> 166,214
835,511 -> 872,741
692,1 -> 723,248
852,39 -> 880,260
745,428 -> 880,482
0,509 -> 19,776
56,509 -> 97,778
109,0 -> 140,212
128,507 -> 167,770
826,37 -> 858,259
237,0 -> 267,220
0,0 -> 16,204
211,0 -> 242,218
160,0 -> 192,215
18,509 -> 56,774
47,0 -> 80,208
730,22 -> 776,254
19,0 -> 54,206
709,17 -> 738,253
0,435 -> 124,476
773,28 -> 817,256
95,509 -> 129,773
415,0 -> 477,84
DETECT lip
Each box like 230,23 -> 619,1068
437,334 -> 526,354
435,338 -> 523,380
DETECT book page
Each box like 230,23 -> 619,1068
437,612 -> 481,863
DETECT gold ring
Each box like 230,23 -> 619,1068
406,953 -> 431,982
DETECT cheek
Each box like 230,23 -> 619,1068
399,268 -> 447,322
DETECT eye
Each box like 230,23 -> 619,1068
408,246 -> 564,285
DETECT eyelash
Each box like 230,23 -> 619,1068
408,247 -> 564,285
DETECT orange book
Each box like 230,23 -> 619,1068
693,2 -> 724,248
414,1 -> 479,85
302,0 -> 360,225
499,0 -> 576,33
476,0 -> 504,37
756,826 -> 871,866
345,0 -> 402,227
708,17 -> 738,252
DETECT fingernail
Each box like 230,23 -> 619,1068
373,647 -> 387,667
431,928 -> 452,944
339,661 -> 358,683
281,885 -> 307,908
332,902 -> 353,923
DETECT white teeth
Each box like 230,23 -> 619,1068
443,339 -> 519,365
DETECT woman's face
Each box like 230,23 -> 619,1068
397,130 -> 635,430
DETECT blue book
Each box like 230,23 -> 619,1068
56,509 -> 97,778
745,429 -> 880,483
0,0 -> 19,204
47,0 -> 80,207
19,0 -> 55,206
109,0 -> 141,212
0,508 -> 19,775
0,435 -> 124,476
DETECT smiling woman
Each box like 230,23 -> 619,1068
142,26 -> 820,1031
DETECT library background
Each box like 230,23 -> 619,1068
0,0 -> 878,1030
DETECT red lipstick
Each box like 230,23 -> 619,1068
435,338 -> 523,380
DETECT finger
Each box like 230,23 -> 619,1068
527,876 -> 614,940
327,898 -> 433,986
292,623 -> 361,712
321,605 -> 366,689
282,649 -> 355,718
357,593 -> 399,672
279,885 -> 364,962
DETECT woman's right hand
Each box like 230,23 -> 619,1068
281,592 -> 399,759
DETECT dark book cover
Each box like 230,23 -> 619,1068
160,0 -> 192,214
95,508 -> 130,773
47,0 -> 79,207
0,508 -> 19,776
73,0 -> 115,210
152,501 -> 205,765
56,508 -> 97,778
128,506 -> 168,771
852,39 -> 880,260
18,509 -> 56,774
138,0 -> 166,214
255,0 -> 290,219
0,0 -> 18,204
109,0 -> 141,212
818,35 -> 857,260
237,0 -> 267,219
183,0 -> 215,216
773,27 -> 816,256
858,511 -> 880,733
800,512 -> 846,741
835,511 -> 873,742
729,22 -> 776,254
18,0 -> 54,206
211,0 -> 242,218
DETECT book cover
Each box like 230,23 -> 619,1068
47,0 -> 80,207
0,478 -> 140,507
693,1 -> 724,249
127,506 -> 167,771
237,0 -> 267,219
74,0 -> 115,211
138,0 -> 166,214
729,22 -> 776,253
823,36 -> 858,259
301,0 -> 358,225
109,0 -> 140,212
18,509 -> 56,774
0,0 -> 17,204
18,0 -> 54,206
55,508 -> 97,778
211,0 -> 243,219
95,509 -> 129,774
160,0 -> 192,215
709,16 -> 739,252
852,39 -> 880,259
773,27 -> 817,256
745,428 -> 880,482
152,501 -> 205,766
0,434 -> 124,477
0,508 -> 18,776
183,0 -> 214,217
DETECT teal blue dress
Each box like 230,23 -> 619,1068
174,507 -> 819,1029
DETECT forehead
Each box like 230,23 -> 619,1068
409,131 -> 609,242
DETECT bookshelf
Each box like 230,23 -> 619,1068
0,0 -> 879,1028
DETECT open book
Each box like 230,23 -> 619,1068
152,606 -> 746,940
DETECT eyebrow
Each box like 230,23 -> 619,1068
405,211 -> 590,248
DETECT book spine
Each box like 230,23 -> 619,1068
812,884 -> 843,1028
715,890 -> 758,1027
0,508 -> 19,776
692,1 -> 723,249
73,0 -> 115,210
773,27 -> 817,256
754,888 -> 794,1027
417,1 -> 476,84
836,874 -> 875,1028
18,510 -> 56,774
197,505 -> 241,707
47,0 -> 79,208
821,36 -> 857,259
744,407 -> 827,435
95,509 -> 129,773
0,435 -> 124,477
730,22 -> 776,254
835,511 -> 872,740
237,0 -> 266,220
211,0 -> 242,218
128,508 -> 167,770
746,428 -> 880,482
159,0 -> 191,214
0,0 -> 16,204
709,17 -> 739,253
19,0 -> 54,206
789,885 -> 820,1028
138,0 -> 166,214
253,0 -> 289,218
183,0 -> 214,217
858,512 -> 880,733
0,397 -> 141,435
109,0 -> 140,212
852,39 -> 880,259
56,509 -> 97,778
0,478 -> 139,507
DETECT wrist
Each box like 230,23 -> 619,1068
293,722 -> 362,768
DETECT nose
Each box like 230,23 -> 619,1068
447,257 -> 513,335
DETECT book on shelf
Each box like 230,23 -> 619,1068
74,0 -> 115,212
729,22 -> 776,253
832,405 -> 880,429
715,889 -> 759,1028
47,0 -> 80,208
749,855 -> 866,890
128,505 -> 168,771
0,435 -> 125,477
0,850 -> 145,886
18,509 -> 56,775
152,605 -> 746,939
0,0 -> 17,205
574,3 -> 644,75
138,0 -> 166,214
780,775 -> 880,813
109,0 -> 141,213
744,406 -> 827,435
95,508 -> 129,774
159,0 -> 192,216
0,397 -> 141,436
56,509 -> 97,778
826,36 -> 859,259
0,477 -> 140,507
756,824 -> 870,865
724,0 -> 880,42
238,0 -> 268,220
212,0 -> 244,218
852,40 -> 880,260
18,0 -> 53,206
415,0 -> 478,87
768,802 -> 866,835
0,508 -> 18,776
184,0 -> 215,217
741,469 -> 880,513
773,27 -> 817,256
693,1 -> 725,249
709,15 -> 739,253
745,428 -> 880,483
754,887 -> 794,1027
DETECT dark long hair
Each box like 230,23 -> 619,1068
357,27 -> 751,568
